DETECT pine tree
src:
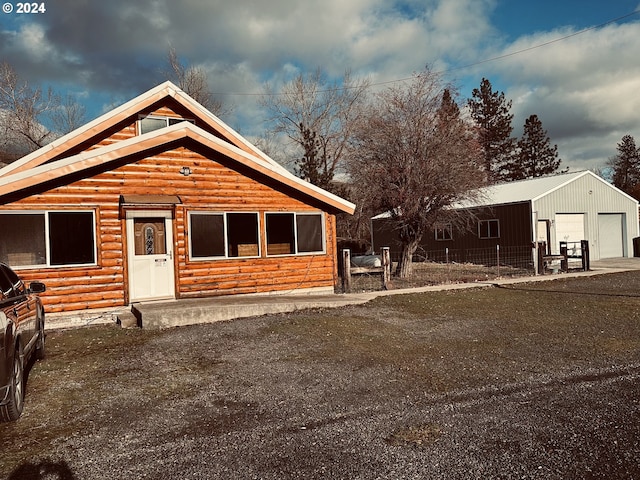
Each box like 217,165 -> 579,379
295,123 -> 333,190
437,88 -> 460,123
609,134 -> 640,199
508,114 -> 562,180
467,78 -> 516,181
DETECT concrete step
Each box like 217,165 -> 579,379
131,293 -> 373,329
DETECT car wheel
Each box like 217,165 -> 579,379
0,345 -> 24,422
35,317 -> 45,361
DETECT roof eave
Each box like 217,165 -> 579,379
0,123 -> 356,215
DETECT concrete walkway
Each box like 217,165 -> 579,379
45,257 -> 640,330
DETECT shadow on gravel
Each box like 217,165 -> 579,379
8,459 -> 76,480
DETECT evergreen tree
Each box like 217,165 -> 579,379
295,123 -> 333,190
609,134 -> 640,199
467,78 -> 516,181
437,88 -> 460,123
508,114 -> 562,180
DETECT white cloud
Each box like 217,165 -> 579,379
1,0 -> 638,173
483,20 -> 640,170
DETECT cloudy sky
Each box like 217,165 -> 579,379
1,0 -> 639,172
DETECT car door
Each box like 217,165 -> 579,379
0,269 -> 16,391
0,266 -> 36,353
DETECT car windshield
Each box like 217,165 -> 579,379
0,265 -> 23,296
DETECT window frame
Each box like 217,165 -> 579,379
137,114 -> 195,135
188,211 -> 261,261
478,219 -> 500,239
0,210 -> 97,268
435,223 -> 453,241
265,212 -> 326,257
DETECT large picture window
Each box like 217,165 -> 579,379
0,211 -> 96,267
189,212 -> 259,259
266,212 -> 324,256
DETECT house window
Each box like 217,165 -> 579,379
0,211 -> 96,267
478,219 -> 500,239
138,115 -> 195,135
48,212 -> 96,265
189,212 -> 259,259
265,212 -> 324,256
435,224 -> 453,241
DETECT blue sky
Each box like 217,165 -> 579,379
1,0 -> 639,171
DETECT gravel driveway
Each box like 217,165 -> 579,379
2,270 -> 640,479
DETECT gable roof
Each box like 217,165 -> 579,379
0,121 -> 355,214
372,170 -> 636,219
0,81 -> 288,178
457,170 -> 638,208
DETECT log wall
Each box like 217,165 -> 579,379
1,108 -> 341,313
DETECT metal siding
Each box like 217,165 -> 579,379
414,202 -> 532,255
533,174 -> 638,260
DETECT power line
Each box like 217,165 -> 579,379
214,9 -> 640,97
446,9 -> 640,73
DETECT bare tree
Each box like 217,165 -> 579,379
0,62 -> 56,154
166,47 -> 225,115
348,71 -> 486,277
50,94 -> 87,136
260,68 -> 370,190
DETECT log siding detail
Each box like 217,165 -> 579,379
0,108 -> 342,313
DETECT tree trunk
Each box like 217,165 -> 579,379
395,239 -> 420,278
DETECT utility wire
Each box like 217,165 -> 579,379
214,9 -> 640,97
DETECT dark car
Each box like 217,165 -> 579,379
0,262 -> 46,422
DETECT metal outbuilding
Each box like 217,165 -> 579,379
372,170 -> 639,264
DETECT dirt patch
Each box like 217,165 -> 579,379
2,271 -> 640,479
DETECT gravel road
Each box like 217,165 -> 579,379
2,270 -> 640,479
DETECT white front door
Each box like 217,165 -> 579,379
126,211 -> 175,302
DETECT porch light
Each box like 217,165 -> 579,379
180,166 -> 192,176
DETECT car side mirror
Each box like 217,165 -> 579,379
29,282 -> 46,294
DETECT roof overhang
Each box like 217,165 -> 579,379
0,81 -> 289,179
0,123 -> 356,215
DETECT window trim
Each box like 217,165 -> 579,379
137,114 -> 195,135
435,223 -> 453,241
265,211 -> 326,257
0,210 -> 98,268
478,219 -> 500,239
188,211 -> 261,261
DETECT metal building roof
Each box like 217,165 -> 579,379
458,171 -> 592,208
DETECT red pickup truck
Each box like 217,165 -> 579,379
0,262 -> 46,422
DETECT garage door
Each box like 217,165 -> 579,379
598,213 -> 624,258
555,214 -> 584,252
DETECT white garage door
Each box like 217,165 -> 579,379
555,214 -> 584,252
598,213 -> 624,258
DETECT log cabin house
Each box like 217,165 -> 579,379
0,82 -> 355,314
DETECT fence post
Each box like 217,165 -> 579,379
381,247 -> 391,290
581,240 -> 590,271
446,247 -> 450,283
496,244 -> 500,276
342,249 -> 351,293
560,244 -> 568,272
537,242 -> 545,274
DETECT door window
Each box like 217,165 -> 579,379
133,218 -> 166,255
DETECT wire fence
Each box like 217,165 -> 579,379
340,245 -> 538,293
